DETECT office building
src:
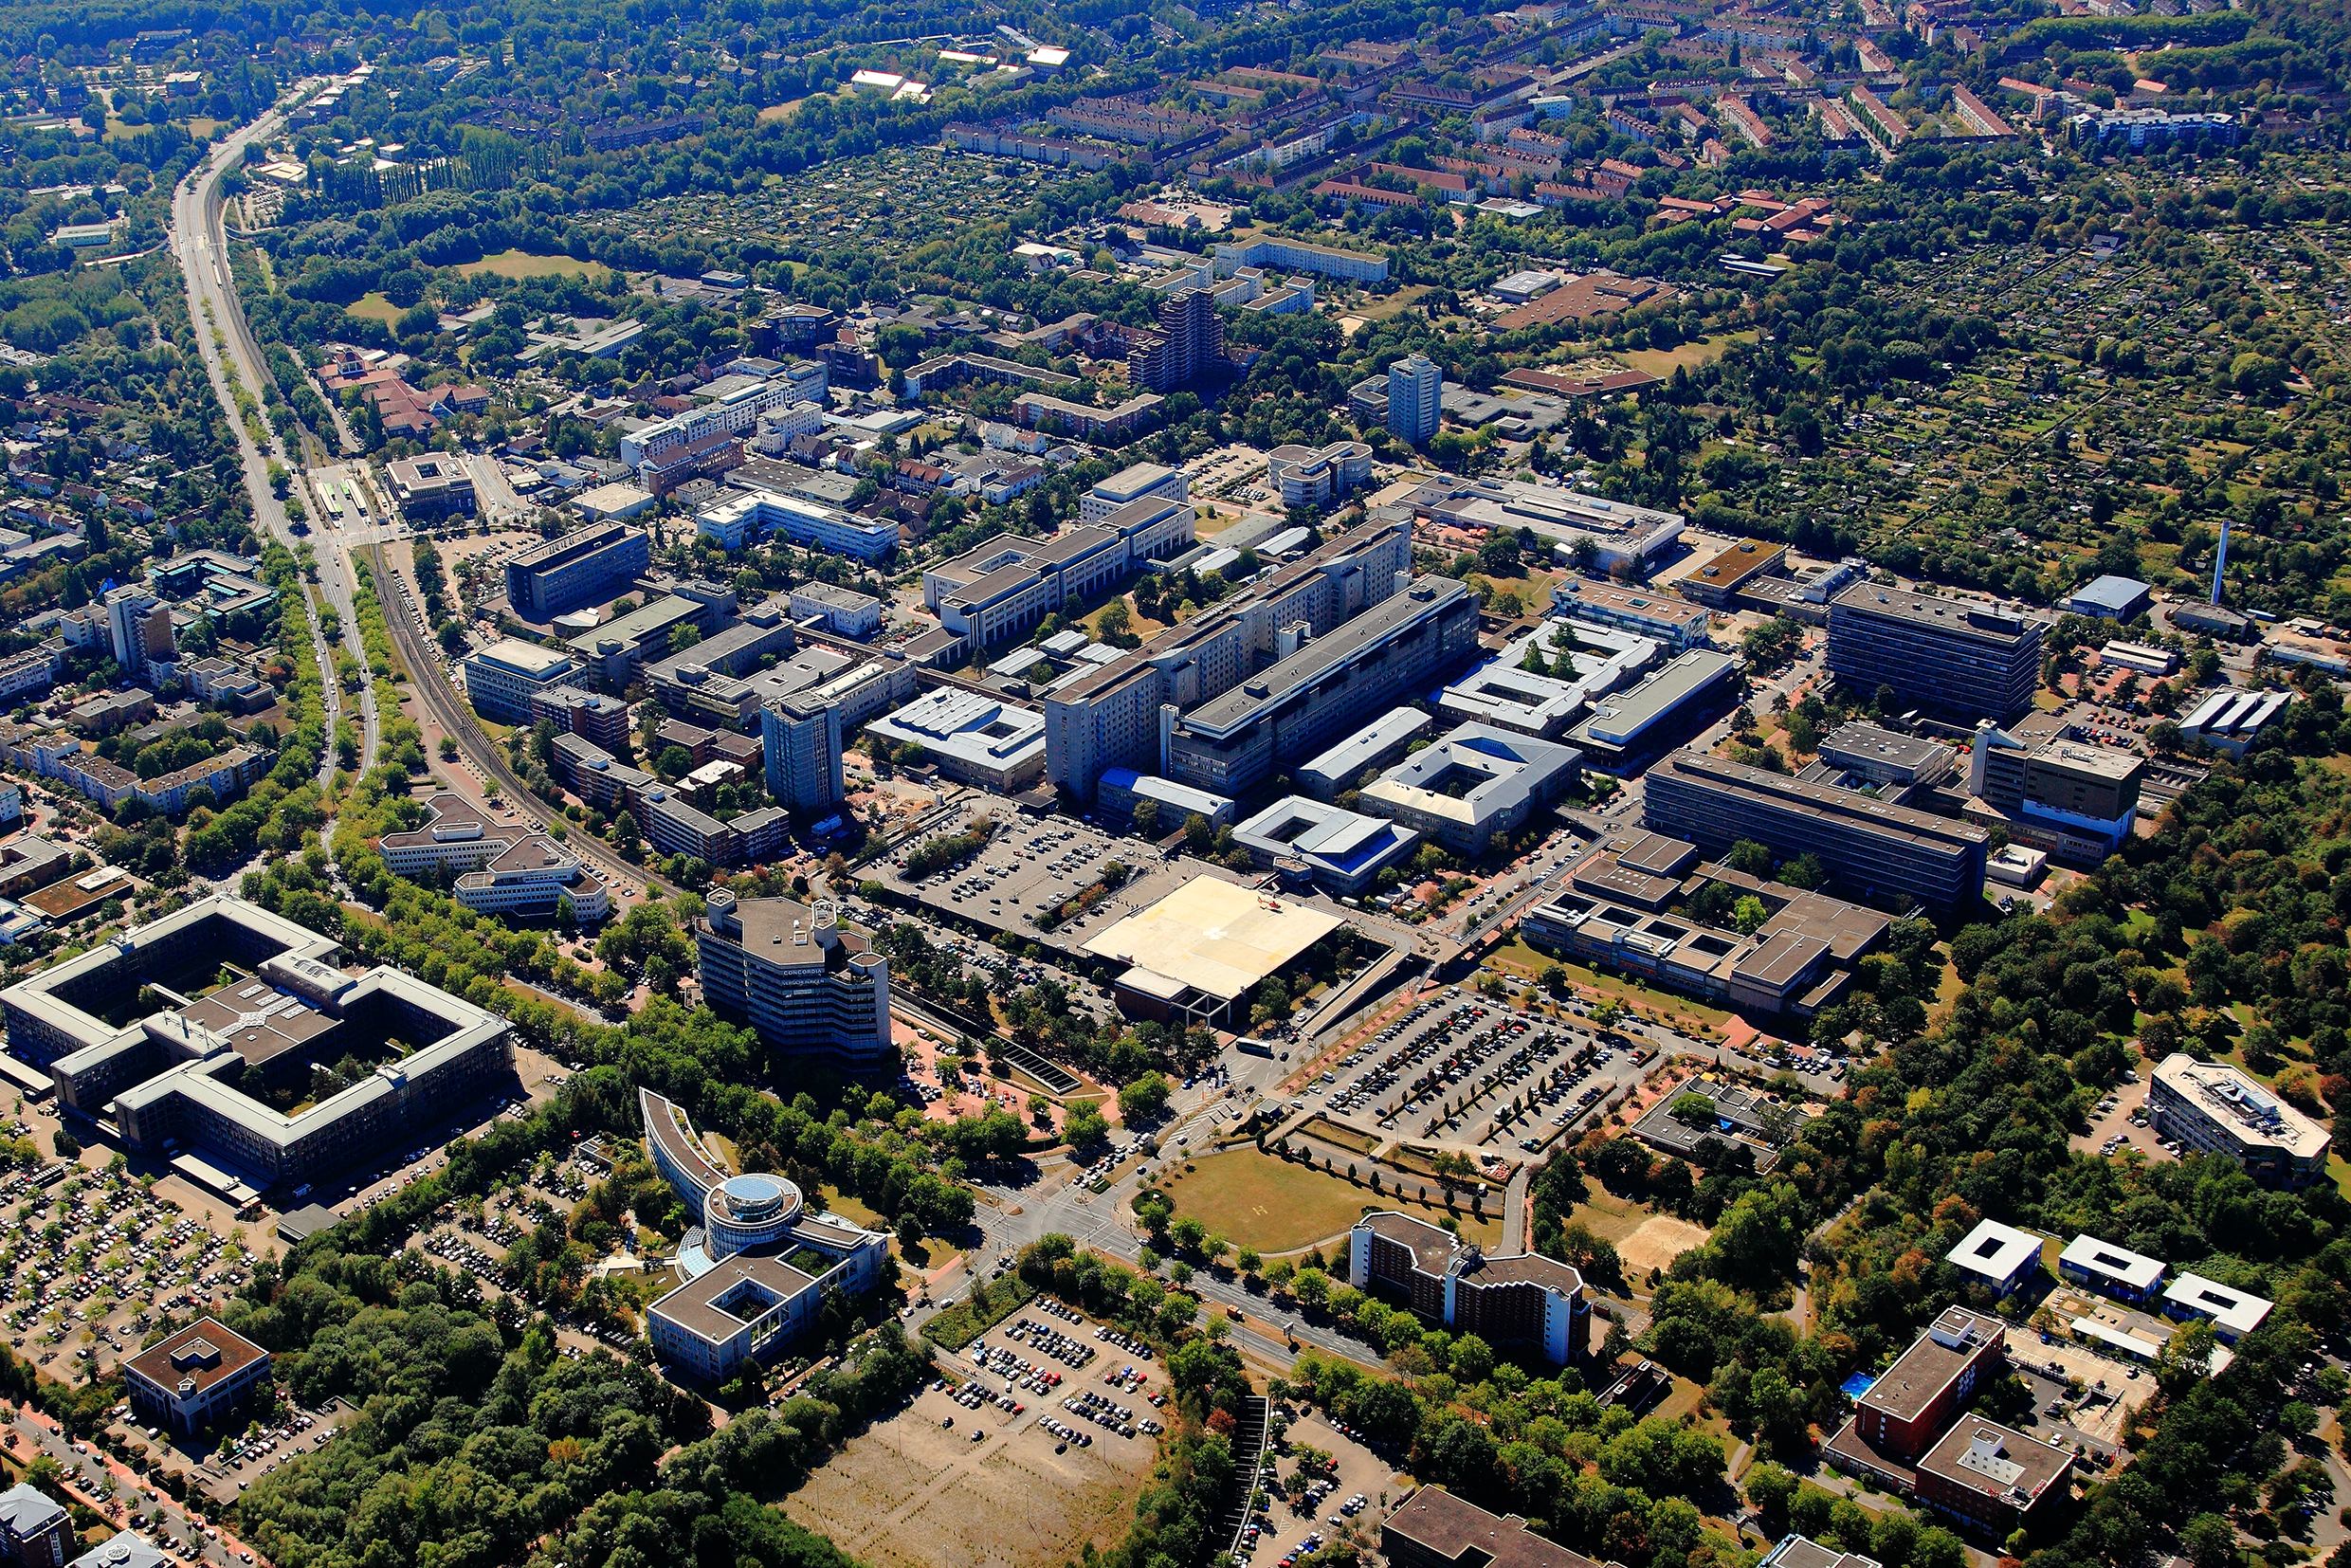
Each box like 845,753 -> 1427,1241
0,1485 -> 71,1568
1642,749 -> 1990,917
1383,1487 -> 1600,1568
1387,354 -> 1443,447
566,593 -> 723,686
1946,1218 -> 2042,1297
693,489 -> 899,561
693,891 -> 892,1075
1827,585 -> 2043,722
864,688 -> 1048,791
122,1320 -> 271,1435
1358,722 -> 1581,857
2161,1273 -> 2271,1343
1081,463 -> 1191,524
1096,767 -> 1233,831
788,582 -> 883,638
1299,710 -> 1431,800
1678,538 -> 1786,608
526,685 -> 632,753
1561,648 -> 1737,770
70,1538 -> 170,1568
1817,722 -> 1958,792
1968,725 -> 2143,863
641,601 -> 798,726
385,455 -> 476,520
2149,1052 -> 2330,1190
2099,641 -> 2178,678
503,522 -> 651,621
1348,1210 -> 1589,1366
922,501 -> 1194,650
761,696 -> 844,811
640,1088 -> 891,1381
2057,1234 -> 2165,1304
1759,1538 -> 1881,1568
463,639 -> 584,723
1825,1305 -> 2006,1486
377,793 -> 611,921
1166,577 -> 1478,797
1265,441 -> 1374,508
1043,518 -> 1414,799
1550,577 -> 1712,649
1408,479 -> 1686,579
2,895 -> 513,1186
104,586 -> 174,677
1916,1423 -> 2072,1535
1231,795 -> 1419,896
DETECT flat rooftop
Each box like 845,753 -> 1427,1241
1081,877 -> 1341,1003
2059,1233 -> 2164,1291
2153,1052 -> 2330,1158
471,638 -> 575,679
1652,750 -> 1990,853
122,1318 -> 268,1398
1859,1305 -> 2005,1424
1383,1486 -> 1601,1568
175,980 -> 338,1067
1820,721 -> 1952,774
1568,648 -> 1735,749
1301,709 -> 1431,783
1947,1217 -> 2041,1284
1832,583 -> 2039,645
1915,1420 -> 2071,1510
1184,576 -> 1469,735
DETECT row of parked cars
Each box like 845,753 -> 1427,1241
999,1311 -> 1097,1368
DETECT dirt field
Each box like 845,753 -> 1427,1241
1616,1215 -> 1712,1275
453,248 -> 611,283
789,1378 -> 1153,1568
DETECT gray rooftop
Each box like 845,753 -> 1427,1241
1184,576 -> 1469,737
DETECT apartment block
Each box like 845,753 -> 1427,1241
1825,1305 -> 2006,1484
1827,585 -> 2042,722
761,696 -> 844,811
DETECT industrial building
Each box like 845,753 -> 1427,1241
2063,574 -> 2152,622
1827,585 -> 2043,723
1348,1210 -> 1590,1366
2148,1052 -> 2330,1190
1043,518 -> 1415,799
1,895 -> 514,1187
2178,688 -> 2290,757
1358,723 -> 1582,857
1164,577 -> 1480,797
640,1088 -> 891,1381
502,522 -> 651,621
693,892 -> 893,1075
1642,749 -> 1990,917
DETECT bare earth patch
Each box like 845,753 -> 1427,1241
1616,1214 -> 1712,1276
788,1382 -> 1152,1568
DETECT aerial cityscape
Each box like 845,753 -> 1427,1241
0,3 -> 2342,1568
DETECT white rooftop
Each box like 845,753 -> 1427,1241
1946,1217 -> 2041,1285
2162,1272 -> 2272,1338
2058,1233 -> 2164,1291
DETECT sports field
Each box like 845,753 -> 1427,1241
1157,1148 -> 1501,1254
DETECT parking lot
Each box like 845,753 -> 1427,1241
1285,989 -> 1638,1155
2069,1071 -> 2178,1162
1236,1406 -> 1406,1568
876,801 -> 1164,948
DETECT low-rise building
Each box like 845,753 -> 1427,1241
2148,1052 -> 2330,1189
2160,1272 -> 2271,1342
1358,722 -> 1581,856
1916,1422 -> 2073,1534
1096,768 -> 1233,831
2057,1234 -> 2165,1304
122,1319 -> 272,1435
2063,574 -> 2152,621
1562,648 -> 1738,771
865,688 -> 1048,792
1551,576 -> 1712,648
1231,795 -> 1419,896
386,455 -> 476,520
1946,1218 -> 2042,1297
788,582 -> 884,638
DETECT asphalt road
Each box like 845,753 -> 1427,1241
171,90 -> 378,820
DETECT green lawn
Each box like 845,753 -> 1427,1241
345,292 -> 403,324
1157,1148 -> 1501,1254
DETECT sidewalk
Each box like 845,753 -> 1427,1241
6,1401 -> 270,1568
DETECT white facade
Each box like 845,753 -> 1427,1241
1266,442 -> 1374,508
